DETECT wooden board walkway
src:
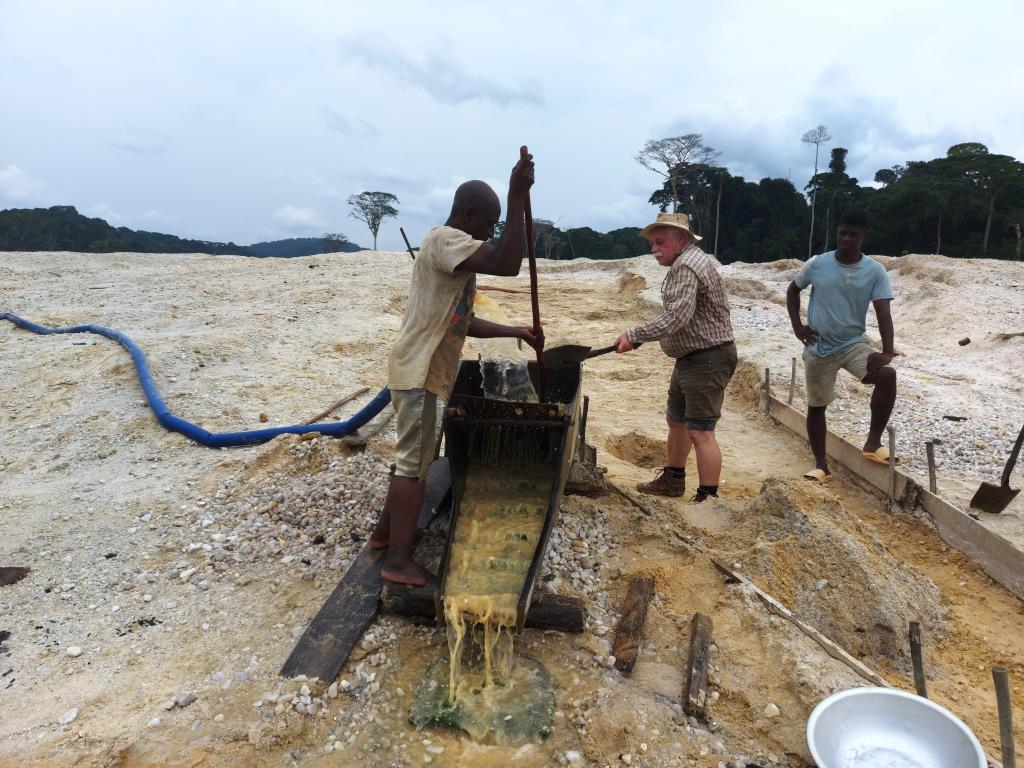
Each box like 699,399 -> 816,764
279,457 -> 451,681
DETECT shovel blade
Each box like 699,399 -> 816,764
544,344 -> 591,369
969,482 -> 1020,514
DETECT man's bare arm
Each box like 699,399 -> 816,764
787,281 -> 818,345
458,156 -> 533,277
865,299 -> 895,374
468,316 -> 543,351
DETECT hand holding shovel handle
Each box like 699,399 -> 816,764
520,145 -> 546,399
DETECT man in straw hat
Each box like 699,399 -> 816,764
615,212 -> 736,502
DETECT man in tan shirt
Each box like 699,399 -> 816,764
615,212 -> 736,502
372,153 -> 543,586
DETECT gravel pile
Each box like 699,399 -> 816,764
179,440 -> 390,584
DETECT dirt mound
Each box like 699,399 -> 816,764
617,271 -> 647,298
722,276 -> 784,305
763,258 -> 804,272
603,430 -> 664,469
726,358 -> 765,407
719,479 -> 947,669
891,254 -> 964,286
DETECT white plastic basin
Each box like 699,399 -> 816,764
807,687 -> 986,768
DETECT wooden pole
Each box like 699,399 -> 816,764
926,440 -> 939,494
520,145 -> 545,400
400,227 -> 416,260
994,666 -> 1016,768
788,357 -> 797,405
611,575 -> 655,673
909,622 -> 928,698
304,386 -> 371,425
764,368 -> 771,415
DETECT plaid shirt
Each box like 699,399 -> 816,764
627,244 -> 734,358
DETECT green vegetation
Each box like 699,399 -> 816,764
0,206 -> 362,257
639,136 -> 1024,263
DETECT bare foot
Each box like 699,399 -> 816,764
370,528 -> 426,550
380,561 -> 435,587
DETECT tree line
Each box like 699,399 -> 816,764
0,206 -> 363,256
635,132 -> 1024,262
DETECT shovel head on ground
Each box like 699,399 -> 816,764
970,422 -> 1024,514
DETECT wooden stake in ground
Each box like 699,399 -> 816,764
683,612 -> 713,718
993,666 -> 1016,768
303,386 -> 371,425
909,621 -> 928,698
611,575 -> 655,673
925,440 -> 940,494
788,357 -> 797,405
400,227 -> 416,260
763,367 -> 771,415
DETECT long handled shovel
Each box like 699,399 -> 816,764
520,144 -> 545,400
970,422 -> 1024,513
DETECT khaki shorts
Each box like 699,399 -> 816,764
391,389 -> 439,480
667,342 -> 738,430
803,342 -> 872,408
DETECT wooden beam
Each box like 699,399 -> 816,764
766,393 -> 1024,602
611,576 -> 655,673
683,612 -> 713,718
379,584 -> 586,634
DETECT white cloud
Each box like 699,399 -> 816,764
0,164 -> 44,202
140,209 -> 177,228
84,203 -> 124,225
272,205 -> 323,229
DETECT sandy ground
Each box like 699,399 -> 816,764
1,250 -> 1022,767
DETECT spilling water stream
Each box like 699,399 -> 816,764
411,293 -> 556,742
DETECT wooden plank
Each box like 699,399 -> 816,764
766,393 -> 1024,602
380,585 -> 586,633
340,406 -> 395,447
279,544 -> 385,681
0,567 -> 30,586
683,612 -> 713,718
612,576 -> 655,673
279,458 -> 451,681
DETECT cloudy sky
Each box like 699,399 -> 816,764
2,0 -> 1022,250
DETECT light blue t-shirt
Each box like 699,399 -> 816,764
794,251 -> 893,357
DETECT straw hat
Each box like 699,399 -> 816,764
639,212 -> 702,242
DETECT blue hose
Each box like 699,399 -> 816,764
2,312 -> 392,448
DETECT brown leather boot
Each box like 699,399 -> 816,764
636,468 -> 685,497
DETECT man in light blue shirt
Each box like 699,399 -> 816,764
786,211 -> 897,482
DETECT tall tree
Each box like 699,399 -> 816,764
635,134 -> 720,213
347,191 -> 399,250
801,124 -> 831,258
944,143 -> 1024,256
873,164 -> 906,188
